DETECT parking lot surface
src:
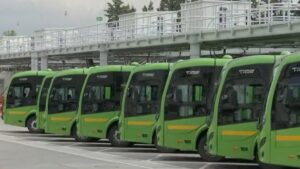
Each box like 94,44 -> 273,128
0,120 -> 259,169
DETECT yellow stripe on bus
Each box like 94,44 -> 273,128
167,125 -> 199,130
84,118 -> 108,123
9,111 -> 26,115
127,121 -> 154,126
50,117 -> 72,122
222,130 -> 257,136
276,135 -> 300,141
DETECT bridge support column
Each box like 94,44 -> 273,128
31,54 -> 39,71
99,51 -> 108,66
40,56 -> 48,70
190,43 -> 201,59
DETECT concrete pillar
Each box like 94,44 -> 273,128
99,51 -> 108,66
31,54 -> 39,70
40,56 -> 48,70
190,43 -> 201,59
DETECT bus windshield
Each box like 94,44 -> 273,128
272,63 -> 300,129
218,64 -> 273,125
125,70 -> 168,117
48,75 -> 86,114
7,76 -> 44,108
165,66 -> 222,120
82,72 -> 130,114
39,77 -> 53,112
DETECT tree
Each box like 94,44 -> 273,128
3,30 -> 17,36
142,5 -> 148,12
105,0 -> 136,22
142,1 -> 154,12
157,0 -> 185,11
148,1 -> 154,11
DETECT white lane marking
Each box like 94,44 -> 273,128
98,147 -> 114,152
147,154 -> 164,162
0,134 -> 155,169
199,163 -> 211,169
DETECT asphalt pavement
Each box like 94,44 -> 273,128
0,120 -> 259,169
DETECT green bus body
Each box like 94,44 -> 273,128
45,69 -> 87,136
36,73 -> 55,130
258,54 -> 300,168
119,63 -> 170,145
157,58 -> 230,155
4,71 -> 52,131
77,65 -> 134,140
208,55 -> 278,160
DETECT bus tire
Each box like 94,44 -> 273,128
26,116 -> 42,133
71,125 -> 97,142
108,125 -> 131,147
197,136 -> 224,162
153,134 -> 177,153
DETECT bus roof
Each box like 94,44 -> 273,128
131,63 -> 170,73
12,70 -> 53,79
171,57 -> 231,70
277,53 -> 300,66
87,65 -> 135,75
224,55 -> 280,70
53,68 -> 88,78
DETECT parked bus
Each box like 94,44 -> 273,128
207,55 -> 278,161
3,71 -> 52,132
118,63 -> 170,147
36,73 -> 55,132
45,68 -> 87,140
258,53 -> 300,168
156,57 -> 231,161
76,65 -> 134,145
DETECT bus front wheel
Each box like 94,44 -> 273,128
197,136 -> 224,162
26,116 -> 42,133
108,125 -> 131,147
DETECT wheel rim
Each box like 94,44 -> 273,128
31,120 -> 37,130
112,129 -> 120,143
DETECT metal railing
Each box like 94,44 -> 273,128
1,1 -> 300,55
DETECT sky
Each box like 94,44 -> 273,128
0,0 -> 161,36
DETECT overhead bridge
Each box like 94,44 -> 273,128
1,1 -> 300,70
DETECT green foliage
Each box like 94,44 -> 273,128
105,0 -> 136,22
143,1 -> 154,12
157,0 -> 185,11
3,30 -> 17,36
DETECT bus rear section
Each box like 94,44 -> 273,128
4,71 -> 49,132
45,70 -> 86,137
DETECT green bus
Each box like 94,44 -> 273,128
76,65 -> 134,146
118,63 -> 170,146
3,70 -> 52,132
45,68 -> 87,139
207,55 -> 278,161
258,53 -> 300,168
156,57 -> 231,161
36,73 -> 55,132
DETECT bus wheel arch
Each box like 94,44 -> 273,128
25,114 -> 40,133
107,122 -> 131,147
196,130 -> 224,162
